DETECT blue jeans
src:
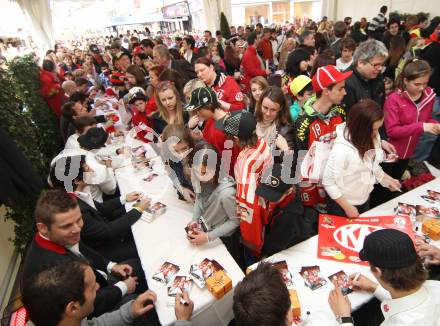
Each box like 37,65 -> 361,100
412,96 -> 440,161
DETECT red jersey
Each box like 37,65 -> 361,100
212,73 -> 246,112
131,106 -> 153,142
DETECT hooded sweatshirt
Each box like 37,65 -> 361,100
322,123 -> 386,205
192,176 -> 239,240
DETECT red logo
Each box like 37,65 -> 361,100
334,224 -> 383,252
383,304 -> 390,312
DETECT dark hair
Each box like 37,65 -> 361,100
204,30 -> 212,37
35,189 -> 79,228
311,54 -> 336,76
345,99 -> 384,159
158,68 -> 185,96
380,5 -> 388,14
42,59 -> 55,72
406,15 -> 419,27
190,142 -> 221,187
396,59 -> 431,90
22,260 -> 88,326
73,116 -> 96,134
371,256 -> 428,291
256,23 -> 263,29
249,76 -> 269,109
140,38 -> 155,49
387,35 -> 406,69
61,101 -> 77,122
126,64 -> 146,86
184,36 -> 196,50
334,21 -> 347,38
75,77 -> 88,87
215,30 -> 222,36
285,48 -> 310,77
224,45 -> 240,67
341,37 -> 356,52
297,82 -> 314,97
247,33 -> 257,46
195,56 -> 213,68
299,30 -> 314,45
233,262 -> 290,326
134,52 -> 148,61
388,17 -> 400,28
255,86 -> 291,126
70,91 -> 88,104
315,83 -> 335,98
169,48 -> 182,60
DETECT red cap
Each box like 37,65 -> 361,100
312,65 -> 352,92
132,46 -> 143,56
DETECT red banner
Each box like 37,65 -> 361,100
317,214 -> 415,266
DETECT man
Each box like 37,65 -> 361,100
330,21 -> 348,58
255,23 -> 263,38
299,30 -> 315,48
367,5 -> 388,40
229,25 -> 237,39
257,28 -> 274,63
256,163 -> 307,257
22,260 -> 193,326
21,189 -> 149,319
114,51 -> 131,73
152,44 -> 196,83
233,262 -> 294,326
237,25 -> 245,37
241,34 -> 271,92
328,229 -> 440,325
382,18 -> 401,49
182,36 -> 198,66
203,30 -> 213,45
215,30 -> 225,50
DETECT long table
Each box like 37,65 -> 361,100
114,140 -> 245,326
248,177 -> 440,325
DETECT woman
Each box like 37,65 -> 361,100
39,59 -> 65,118
133,52 -> 148,75
158,68 -> 185,99
283,48 -> 310,96
223,45 -> 241,77
151,81 -> 188,135
248,76 -> 269,114
186,143 -> 239,246
384,35 -> 406,80
125,64 -> 147,90
195,57 -> 245,112
323,99 -> 401,218
208,42 -> 226,72
144,64 -> 164,115
255,86 -> 295,153
384,59 -> 440,180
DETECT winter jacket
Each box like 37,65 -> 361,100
212,73 -> 246,112
192,176 -> 239,240
241,45 -> 267,92
323,123 -> 386,205
384,88 -> 437,159
295,96 -> 346,151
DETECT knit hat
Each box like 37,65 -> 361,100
290,75 -> 312,97
359,229 -> 417,269
215,111 -> 256,139
78,127 -> 109,150
184,87 -> 218,111
311,65 -> 352,92
256,164 -> 295,202
109,71 -> 125,86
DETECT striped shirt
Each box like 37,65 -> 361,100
368,12 -> 386,32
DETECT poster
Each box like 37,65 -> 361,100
317,214 -> 415,266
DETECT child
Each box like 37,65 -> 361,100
186,143 -> 239,246
128,90 -> 153,142
289,75 -> 314,121
384,59 -> 440,182
336,37 -> 356,71
248,76 -> 269,114
383,76 -> 394,97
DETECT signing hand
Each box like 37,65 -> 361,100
188,229 -> 209,246
175,292 -> 194,321
348,273 -> 378,293
125,191 -> 143,202
416,242 -> 440,266
131,290 -> 157,317
112,264 -> 133,278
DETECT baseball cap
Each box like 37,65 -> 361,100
78,127 -> 109,150
256,164 -> 294,202
359,229 -> 417,269
311,65 -> 352,92
184,87 -> 218,111
109,71 -> 125,86
128,91 -> 147,104
290,75 -> 312,97
215,111 -> 256,139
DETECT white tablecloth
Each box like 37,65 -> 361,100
249,177 -> 440,325
115,140 -> 244,326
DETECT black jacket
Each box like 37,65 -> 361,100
77,197 -> 141,261
170,59 -> 197,83
22,235 -> 122,317
421,41 -> 440,95
261,193 -> 306,257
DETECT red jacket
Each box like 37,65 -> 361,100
39,69 -> 65,118
241,46 -> 267,92
212,73 -> 246,112
132,106 -> 153,142
384,88 -> 437,158
257,38 -> 273,61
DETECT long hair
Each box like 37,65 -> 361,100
387,35 -> 406,69
255,86 -> 291,126
126,64 -> 146,86
154,81 -> 184,125
285,48 -> 310,77
190,142 -> 221,187
224,45 -> 240,67
249,76 -> 269,110
345,99 -> 384,159
395,59 -> 431,91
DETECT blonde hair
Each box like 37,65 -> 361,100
154,81 -> 184,125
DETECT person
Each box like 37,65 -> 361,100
323,100 -> 401,218
248,76 -> 269,114
233,262 -> 294,326
151,81 -> 188,135
182,36 -> 198,66
336,37 -> 356,71
330,21 -> 348,58
160,124 -> 195,204
367,5 -> 388,40
382,18 -> 402,49
195,57 -> 245,112
223,44 -> 241,78
125,64 -> 147,90
21,189 -> 150,319
185,86 -> 239,176
65,116 -> 97,150
215,111 -> 272,262
113,51 -> 131,73
208,41 -> 226,72
145,64 -> 164,114
384,35 -> 406,80
255,86 -> 295,153
186,143 -> 239,246
152,44 -> 196,83
128,90 -> 153,142
49,155 -> 149,262
278,37 -> 296,71
40,59 -> 65,118
255,163 -> 307,257
257,28 -> 274,63
384,59 -> 440,184
328,229 -> 440,326
241,34 -> 271,93
22,259 -> 192,326
299,30 -> 315,48
350,21 -> 368,45
289,75 -> 314,121
61,54 -> 81,75
284,48 -> 311,88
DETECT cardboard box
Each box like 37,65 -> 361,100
289,289 -> 301,317
422,219 -> 440,241
206,270 -> 232,299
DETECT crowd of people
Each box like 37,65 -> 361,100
15,5 -> 440,326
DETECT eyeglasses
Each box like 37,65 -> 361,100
367,61 -> 384,69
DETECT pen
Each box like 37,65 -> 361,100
353,272 -> 361,282
179,298 -> 189,306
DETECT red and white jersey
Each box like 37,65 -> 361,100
213,73 -> 246,112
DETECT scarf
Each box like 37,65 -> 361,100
256,121 -> 278,149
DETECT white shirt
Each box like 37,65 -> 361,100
336,58 -> 353,72
64,133 -> 80,150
